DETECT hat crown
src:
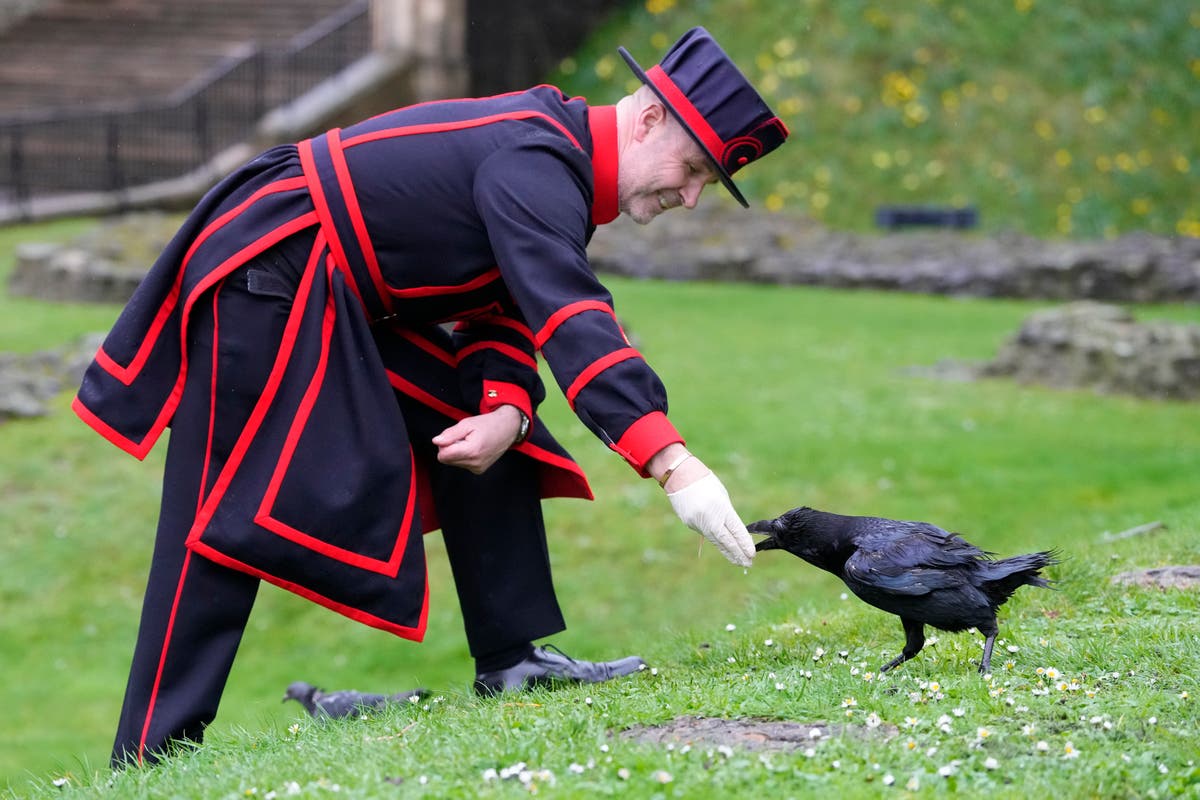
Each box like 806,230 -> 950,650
660,28 -> 788,177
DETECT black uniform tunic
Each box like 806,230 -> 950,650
74,86 -> 685,641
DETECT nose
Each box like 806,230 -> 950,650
680,179 -> 706,209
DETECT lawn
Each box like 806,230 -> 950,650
1,215 -> 1198,797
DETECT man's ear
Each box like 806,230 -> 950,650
633,100 -> 668,143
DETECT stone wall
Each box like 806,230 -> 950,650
588,205 -> 1200,303
979,302 -> 1200,401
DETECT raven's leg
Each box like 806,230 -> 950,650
978,619 -> 1000,674
880,618 -> 925,672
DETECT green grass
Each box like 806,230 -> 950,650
2,219 -> 1199,797
551,0 -> 1200,238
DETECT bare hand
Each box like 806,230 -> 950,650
432,406 -> 523,474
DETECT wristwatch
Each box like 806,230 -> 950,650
513,408 -> 531,445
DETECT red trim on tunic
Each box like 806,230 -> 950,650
387,267 -> 502,299
188,540 -> 430,641
535,299 -> 617,348
587,105 -> 619,225
394,328 -> 458,367
565,347 -> 642,409
457,340 -> 537,370
611,410 -> 685,476
138,549 -> 193,764
645,65 -> 727,163
479,379 -> 533,422
326,126 -> 394,315
341,110 -> 582,151
297,138 -> 368,310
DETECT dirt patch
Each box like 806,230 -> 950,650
1111,565 -> 1200,590
619,716 -> 898,752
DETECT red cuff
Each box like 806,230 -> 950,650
610,411 -> 684,477
481,380 -> 533,424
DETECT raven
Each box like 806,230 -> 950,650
748,506 -> 1058,674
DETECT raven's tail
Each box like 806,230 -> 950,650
980,550 -> 1061,606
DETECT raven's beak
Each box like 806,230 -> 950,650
746,518 -> 781,550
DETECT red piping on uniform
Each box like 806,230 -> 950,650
387,267 -> 502,299
393,328 -> 458,367
565,347 -> 642,408
341,111 -> 582,152
137,549 -> 193,765
456,340 -> 537,369
535,299 -> 617,348
199,278 -> 225,504
587,105 -> 619,226
326,127 -> 393,315
188,539 -> 430,641
297,137 -> 368,311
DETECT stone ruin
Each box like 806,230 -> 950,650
8,211 -> 179,304
978,302 -> 1200,401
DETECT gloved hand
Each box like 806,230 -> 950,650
667,472 -> 756,567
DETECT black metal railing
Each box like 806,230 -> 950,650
0,0 -> 369,215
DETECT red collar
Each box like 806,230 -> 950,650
588,105 -> 619,226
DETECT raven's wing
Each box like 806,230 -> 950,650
844,521 -> 988,595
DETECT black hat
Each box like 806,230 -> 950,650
618,27 -> 789,208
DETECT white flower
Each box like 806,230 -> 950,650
1036,741 -> 1050,752
813,647 -> 826,661
984,757 -> 999,770
617,768 -> 630,780
938,763 -> 956,777
717,745 -> 734,759
866,712 -> 882,728
653,770 -> 673,784
883,774 -> 895,786
52,778 -> 70,788
726,623 -> 737,631
1063,742 -> 1079,759
1007,645 -> 1019,653
764,638 -> 774,647
804,747 -> 816,757
568,763 -> 585,774
584,697 -> 593,705
906,776 -> 920,791
1159,764 -> 1169,774
650,667 -> 659,676
482,768 -> 499,781
775,682 -> 786,691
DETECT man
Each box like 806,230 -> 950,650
74,26 -> 788,767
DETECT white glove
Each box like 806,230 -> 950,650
667,472 -> 756,567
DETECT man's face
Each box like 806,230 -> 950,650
618,109 -> 719,225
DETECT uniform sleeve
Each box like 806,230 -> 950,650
473,140 -> 684,475
451,306 -> 545,431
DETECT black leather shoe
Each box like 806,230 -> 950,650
473,645 -> 646,695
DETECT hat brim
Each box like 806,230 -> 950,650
617,46 -> 749,208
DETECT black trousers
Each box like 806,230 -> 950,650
111,256 -> 566,767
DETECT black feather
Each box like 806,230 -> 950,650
748,506 -> 1059,673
